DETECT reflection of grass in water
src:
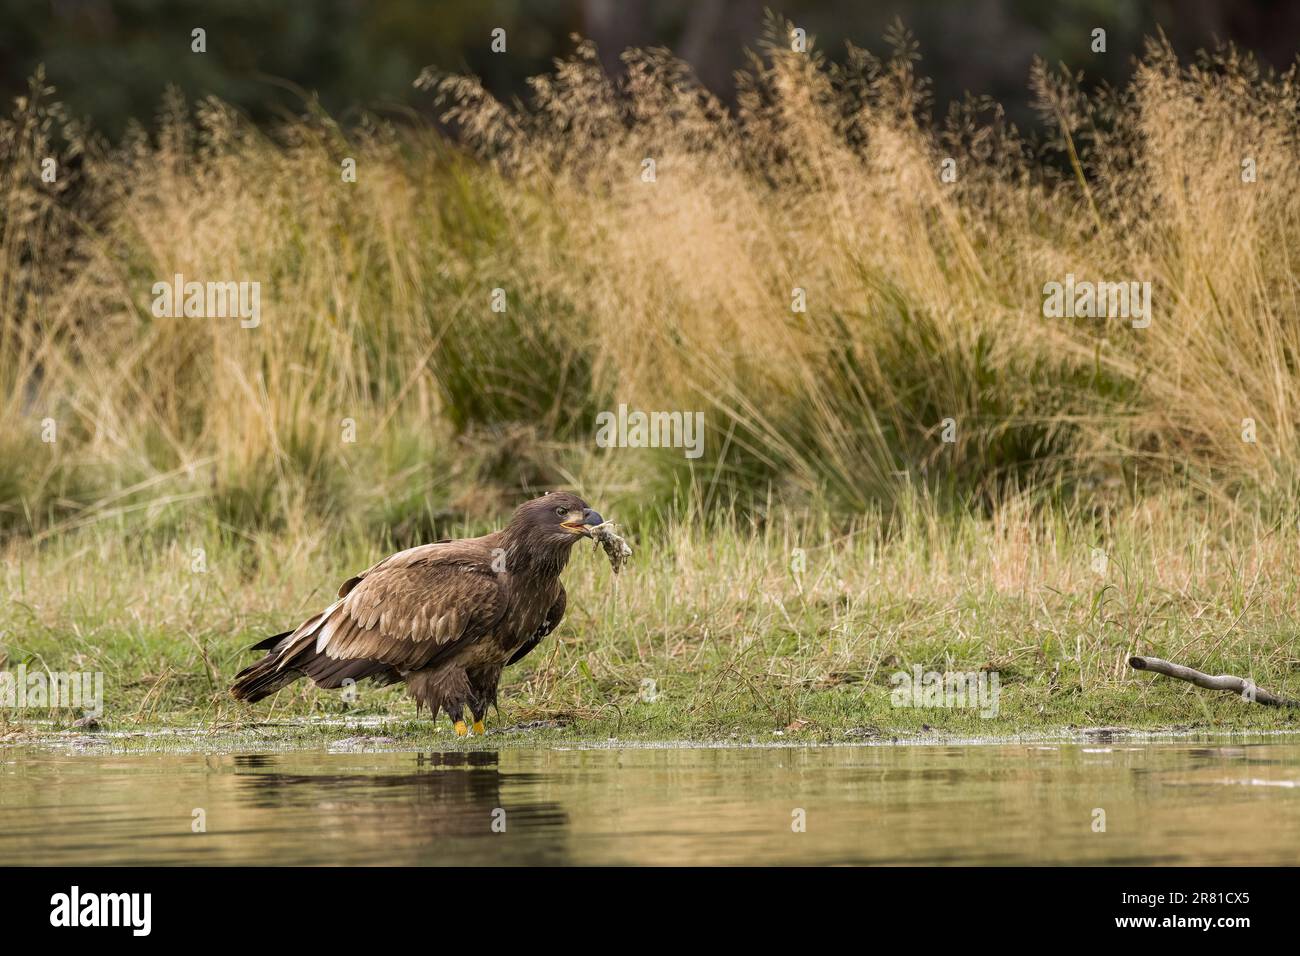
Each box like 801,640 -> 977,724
2,499 -> 1298,742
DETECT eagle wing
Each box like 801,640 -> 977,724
506,585 -> 566,665
277,541 -> 505,672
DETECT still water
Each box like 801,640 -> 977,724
2,738 -> 1298,865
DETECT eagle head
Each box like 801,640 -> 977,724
510,492 -> 604,545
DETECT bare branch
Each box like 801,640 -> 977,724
1129,656 -> 1300,708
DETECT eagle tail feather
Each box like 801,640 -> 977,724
230,655 -> 302,702
231,639 -> 401,703
298,654 -> 400,689
248,629 -> 294,652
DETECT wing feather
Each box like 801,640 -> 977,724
311,541 -> 504,669
506,586 -> 567,666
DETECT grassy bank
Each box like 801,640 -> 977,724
2,496 -> 1297,744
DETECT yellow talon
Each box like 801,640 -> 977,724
472,721 -> 485,735
454,720 -> 468,736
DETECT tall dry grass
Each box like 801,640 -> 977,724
2,22 -> 1300,546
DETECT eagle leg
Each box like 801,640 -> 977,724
403,663 -> 501,736
466,665 -> 503,735
404,666 -> 476,734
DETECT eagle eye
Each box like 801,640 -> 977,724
554,506 -> 567,518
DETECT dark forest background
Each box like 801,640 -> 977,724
2,0 -> 1297,138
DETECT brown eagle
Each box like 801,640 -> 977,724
230,493 -> 603,735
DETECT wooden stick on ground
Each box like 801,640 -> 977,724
1128,656 -> 1300,708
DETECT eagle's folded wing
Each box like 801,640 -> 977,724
278,543 -> 505,672
507,586 -> 566,665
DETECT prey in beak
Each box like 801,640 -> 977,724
561,508 -> 604,537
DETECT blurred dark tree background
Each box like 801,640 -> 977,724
1,0 -> 1297,138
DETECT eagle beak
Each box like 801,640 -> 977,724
562,508 -> 603,536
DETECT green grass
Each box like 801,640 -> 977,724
3,497 -> 1297,748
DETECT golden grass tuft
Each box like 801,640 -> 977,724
1,23 -> 1299,542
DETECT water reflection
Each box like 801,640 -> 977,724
229,751 -> 569,863
1,739 -> 1298,865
